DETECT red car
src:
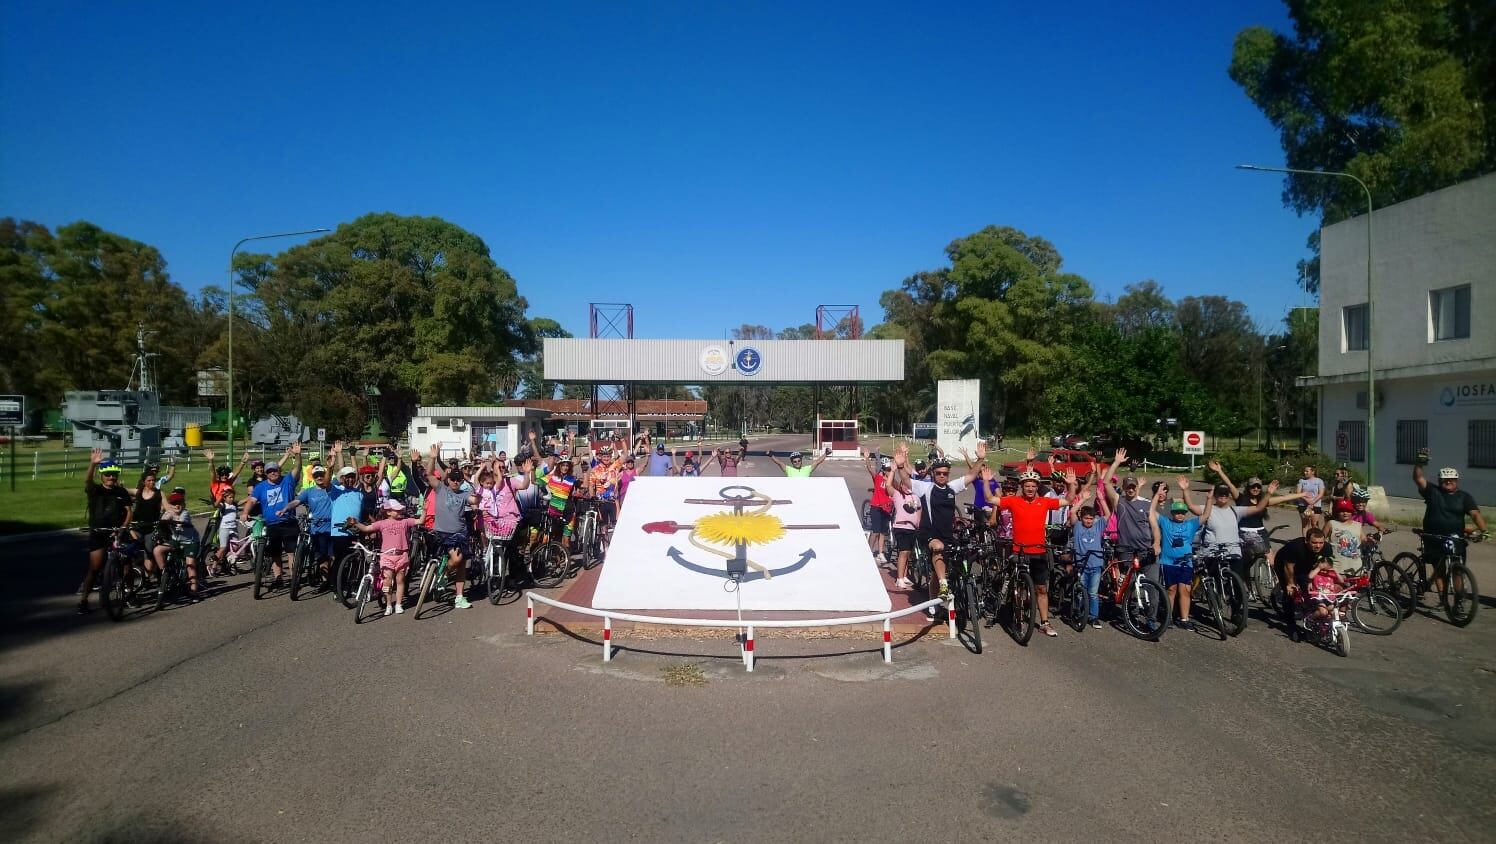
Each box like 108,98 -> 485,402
999,449 -> 1099,480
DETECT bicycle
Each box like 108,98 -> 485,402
944,523 -> 983,653
1197,543 -> 1249,637
153,523 -> 199,610
1242,525 -> 1286,607
1179,555 -> 1229,640
572,500 -> 603,571
980,541 -> 1038,646
1341,570 -> 1403,636
98,528 -> 148,622
1048,543 -> 1088,632
1097,547 -> 1169,640
338,541 -> 402,623
525,512 -> 572,589
1295,586 -> 1355,657
485,522 -> 522,605
288,514 -> 331,601
1385,531 -> 1482,627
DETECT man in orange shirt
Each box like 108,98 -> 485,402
1000,467 -> 1077,638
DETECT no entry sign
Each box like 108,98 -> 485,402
1182,430 -> 1205,455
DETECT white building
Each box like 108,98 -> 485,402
406,406 -> 550,460
1302,172 -> 1496,501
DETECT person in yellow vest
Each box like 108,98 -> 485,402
299,451 -> 323,490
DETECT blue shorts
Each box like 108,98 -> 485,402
434,530 -> 468,554
1160,561 -> 1193,587
311,533 -> 334,560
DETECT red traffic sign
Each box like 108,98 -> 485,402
1182,430 -> 1205,455
1185,432 -> 1202,447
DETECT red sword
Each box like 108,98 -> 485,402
643,520 -> 837,534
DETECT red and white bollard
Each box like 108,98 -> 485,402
743,626 -> 755,672
602,615 -> 612,662
526,594 -> 534,636
947,597 -> 957,641
882,618 -> 893,663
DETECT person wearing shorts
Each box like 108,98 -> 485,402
1152,481 -> 1202,630
999,469 -> 1069,637
247,448 -> 301,586
889,476 -> 922,590
345,500 -> 421,615
1296,465 -> 1325,534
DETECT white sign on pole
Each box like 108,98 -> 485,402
1182,430 -> 1206,455
316,428 -> 327,442
936,379 -> 981,456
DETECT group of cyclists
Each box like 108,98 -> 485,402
78,428 -> 1487,647
859,441 -> 1488,646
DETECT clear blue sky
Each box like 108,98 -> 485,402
2,1 -> 1316,339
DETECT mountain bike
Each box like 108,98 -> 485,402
573,500 -> 603,571
1098,547 -> 1169,640
981,542 -> 1037,646
288,514 -> 314,600
1197,543 -> 1249,637
98,528 -> 148,622
1242,526 -> 1285,606
945,524 -> 983,653
153,523 -> 200,610
1048,543 -> 1088,632
1386,531 -> 1482,627
526,513 -> 572,589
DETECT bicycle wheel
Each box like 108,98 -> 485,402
1350,589 -> 1402,635
354,574 -> 381,624
1373,560 -> 1416,613
1249,556 -> 1275,605
1391,552 -> 1428,609
154,554 -> 176,612
335,552 -> 361,609
1063,578 -> 1087,632
533,542 -> 568,589
583,517 -> 603,570
1003,571 -> 1036,646
101,553 -> 127,622
289,541 -> 309,601
252,542 -> 268,599
958,577 -> 983,654
1198,584 -> 1227,640
1123,577 -> 1169,641
1334,624 -> 1350,658
1444,563 -> 1479,628
1221,570 -> 1249,637
486,544 -> 507,605
412,559 -> 440,618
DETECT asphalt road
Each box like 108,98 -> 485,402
3,434 -> 1494,842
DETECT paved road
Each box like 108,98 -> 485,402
3,434 -> 1494,842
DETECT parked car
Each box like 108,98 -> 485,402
999,448 -> 1099,479
1049,433 -> 1092,450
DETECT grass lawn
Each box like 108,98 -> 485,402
0,463 -> 218,536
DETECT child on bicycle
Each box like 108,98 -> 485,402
208,486 -> 239,577
1069,493 -> 1106,629
1151,480 -> 1201,630
161,491 -> 203,602
344,500 -> 421,616
1304,557 -> 1346,624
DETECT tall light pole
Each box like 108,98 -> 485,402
1236,164 -> 1375,485
227,229 -> 331,463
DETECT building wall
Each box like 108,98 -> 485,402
407,415 -> 542,457
1319,173 -> 1496,380
1319,369 -> 1496,502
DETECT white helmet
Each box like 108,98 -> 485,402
1438,467 -> 1460,480
1018,469 -> 1042,483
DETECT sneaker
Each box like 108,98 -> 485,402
1180,618 -> 1195,631
925,604 -> 939,619
454,596 -> 472,610
394,603 -> 405,615
385,604 -> 395,616
1091,620 -> 1102,630
895,577 -> 913,590
76,600 -> 91,615
1041,622 -> 1058,638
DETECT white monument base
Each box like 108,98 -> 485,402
592,476 -> 891,612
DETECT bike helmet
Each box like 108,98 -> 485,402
1349,484 -> 1370,502
913,459 -> 927,470
1018,469 -> 1042,483
1332,498 -> 1354,515
97,461 -> 122,475
1050,471 -> 1065,482
1438,467 -> 1460,480
215,465 -> 231,477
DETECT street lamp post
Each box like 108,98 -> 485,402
227,229 -> 331,463
1236,164 -> 1375,486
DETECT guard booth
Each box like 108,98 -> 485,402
815,419 -> 860,457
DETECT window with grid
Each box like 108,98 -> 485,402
1342,304 -> 1369,351
1395,420 -> 1427,465
1430,285 -> 1471,341
1337,420 -> 1367,461
1471,420 -> 1496,469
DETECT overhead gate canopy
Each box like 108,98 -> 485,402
542,338 -> 904,384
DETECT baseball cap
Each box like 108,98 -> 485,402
1212,484 -> 1231,497
1246,477 -> 1263,487
1122,475 -> 1138,488
167,492 -> 186,505
384,499 -> 405,512
358,465 -> 378,476
1169,501 -> 1189,513
338,466 -> 356,477
311,466 -> 327,477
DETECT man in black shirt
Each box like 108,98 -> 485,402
1412,462 -> 1487,592
1276,528 -> 1331,642
79,449 -> 133,614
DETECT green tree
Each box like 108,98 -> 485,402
1174,295 -> 1258,435
236,213 -> 535,437
1105,280 -> 1175,337
0,218 -> 204,405
1230,0 -> 1496,293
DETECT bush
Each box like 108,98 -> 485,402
1207,449 -> 1363,491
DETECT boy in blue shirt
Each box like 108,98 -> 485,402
1151,478 -> 1202,630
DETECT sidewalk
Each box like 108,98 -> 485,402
1378,494 -> 1496,527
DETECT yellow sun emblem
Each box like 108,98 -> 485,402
693,512 -> 786,546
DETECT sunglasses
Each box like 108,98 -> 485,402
932,470 -> 950,476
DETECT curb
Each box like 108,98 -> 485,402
0,527 -> 82,545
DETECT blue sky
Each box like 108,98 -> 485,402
1,2 -> 1316,339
